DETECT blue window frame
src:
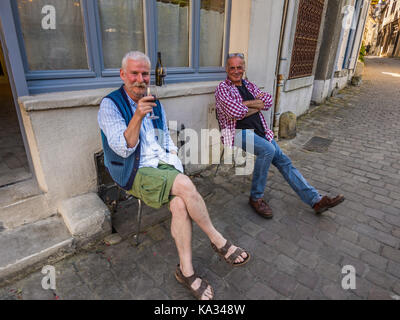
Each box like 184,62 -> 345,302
9,0 -> 231,94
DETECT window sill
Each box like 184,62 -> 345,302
19,81 -> 221,112
284,76 -> 314,92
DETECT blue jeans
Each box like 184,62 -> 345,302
234,130 -> 321,207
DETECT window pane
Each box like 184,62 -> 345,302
200,0 -> 226,67
16,0 -> 88,71
157,0 -> 190,68
98,0 -> 145,69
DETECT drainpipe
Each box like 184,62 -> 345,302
272,0 -> 289,140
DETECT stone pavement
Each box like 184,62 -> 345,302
1,57 -> 400,300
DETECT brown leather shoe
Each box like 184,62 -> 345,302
249,198 -> 273,219
313,194 -> 345,214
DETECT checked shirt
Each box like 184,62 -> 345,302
215,78 -> 274,147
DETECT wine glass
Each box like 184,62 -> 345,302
146,85 -> 159,120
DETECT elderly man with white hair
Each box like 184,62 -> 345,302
98,51 -> 250,300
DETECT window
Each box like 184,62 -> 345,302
98,0 -> 145,69
11,0 -> 232,94
289,0 -> 325,79
199,0 -> 227,67
16,0 -> 88,71
157,0 -> 190,68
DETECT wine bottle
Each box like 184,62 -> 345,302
155,52 -> 165,86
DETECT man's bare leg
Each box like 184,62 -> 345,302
171,174 -> 247,263
170,196 -> 213,300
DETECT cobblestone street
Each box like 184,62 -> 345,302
1,56 -> 400,300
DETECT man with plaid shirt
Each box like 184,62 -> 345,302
215,53 -> 344,218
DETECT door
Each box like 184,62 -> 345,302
0,40 -> 32,187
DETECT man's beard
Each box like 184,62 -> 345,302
126,82 -> 147,99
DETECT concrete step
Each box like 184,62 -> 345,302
0,179 -> 52,230
0,215 -> 74,286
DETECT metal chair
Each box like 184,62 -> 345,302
115,187 -> 143,246
214,108 -> 237,176
95,151 -> 143,246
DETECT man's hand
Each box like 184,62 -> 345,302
244,108 -> 260,118
124,95 -> 156,148
134,95 -> 157,119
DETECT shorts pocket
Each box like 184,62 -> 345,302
139,172 -> 168,208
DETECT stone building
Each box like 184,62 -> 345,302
365,0 -> 400,56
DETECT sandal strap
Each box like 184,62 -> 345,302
226,247 -> 244,264
176,265 -> 197,286
193,279 -> 209,300
218,240 -> 232,256
175,265 -> 211,300
211,241 -> 249,266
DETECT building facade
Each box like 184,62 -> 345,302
312,0 -> 371,104
365,0 -> 400,56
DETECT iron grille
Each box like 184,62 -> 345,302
289,0 -> 325,79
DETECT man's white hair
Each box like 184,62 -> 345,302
122,51 -> 151,70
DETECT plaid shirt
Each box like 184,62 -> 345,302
215,78 -> 274,147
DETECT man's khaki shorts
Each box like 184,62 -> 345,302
127,162 -> 181,209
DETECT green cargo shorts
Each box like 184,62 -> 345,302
127,162 -> 181,209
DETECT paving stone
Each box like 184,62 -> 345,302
292,284 -> 324,300
267,272 -> 297,298
357,235 -> 381,253
350,276 -> 372,299
382,246 -> 400,263
273,238 -> 300,259
294,266 -> 320,290
245,282 -> 278,300
384,214 -> 400,228
353,223 -> 399,248
321,282 -> 349,300
365,268 -> 398,290
364,208 -> 385,220
369,219 -> 393,233
297,237 -> 322,253
274,254 -> 300,275
393,282 -> 400,295
337,226 -> 359,243
360,251 -> 388,271
317,246 -> 343,265
256,229 -> 280,244
295,249 -> 319,269
247,256 -> 278,284
387,261 -> 400,278
59,284 -> 98,300
315,259 -> 342,282
368,287 -> 393,300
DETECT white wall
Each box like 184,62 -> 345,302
246,0 -> 285,125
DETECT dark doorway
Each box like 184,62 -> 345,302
393,32 -> 399,57
0,44 -> 31,187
